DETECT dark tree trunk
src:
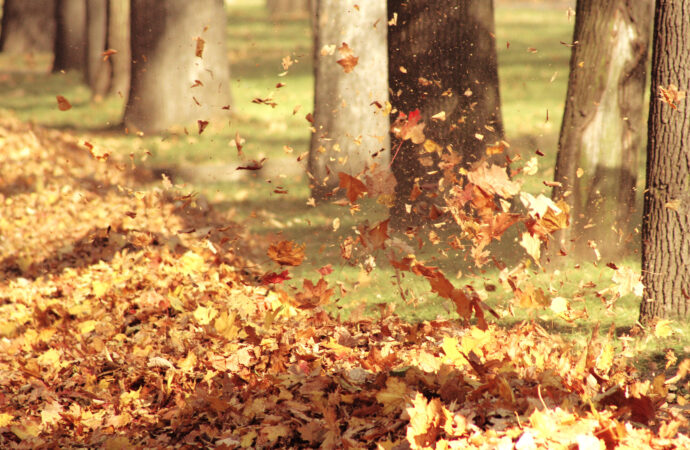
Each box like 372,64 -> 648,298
124,0 -> 231,134
53,0 -> 86,73
308,0 -> 390,198
266,0 -> 310,19
388,0 -> 504,228
639,0 -> 690,322
0,0 -> 56,54
107,0 -> 131,98
85,0 -> 111,99
551,0 -> 653,259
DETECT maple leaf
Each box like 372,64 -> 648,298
467,161 -> 521,198
336,42 -> 358,73
338,172 -> 368,203
294,278 -> 334,309
406,393 -> 444,449
267,240 -> 306,266
391,109 -> 426,145
358,218 -> 390,250
659,84 -> 686,110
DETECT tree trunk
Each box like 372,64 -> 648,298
124,0 -> 231,134
0,0 -> 56,54
53,0 -> 86,73
266,0 -> 310,19
551,0 -> 653,260
308,0 -> 390,199
85,0 -> 111,99
107,0 -> 131,98
388,0 -> 504,228
639,0 -> 690,322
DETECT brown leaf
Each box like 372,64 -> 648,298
336,42 -> 359,73
56,95 -> 72,111
267,240 -> 305,266
195,37 -> 205,58
338,172 -> 368,203
294,278 -> 334,309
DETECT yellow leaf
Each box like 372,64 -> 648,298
193,305 -> 218,325
406,392 -> 445,449
441,336 -> 467,367
78,320 -> 98,335
431,111 -> 446,121
655,319 -> 673,338
596,343 -> 614,373
179,352 -> 197,373
180,251 -> 205,274
376,377 -> 410,415
520,232 -> 541,263
550,297 -> 568,315
37,348 -> 60,367
214,311 -> 240,339
92,280 -> 109,297
40,401 -> 63,429
0,413 -> 14,426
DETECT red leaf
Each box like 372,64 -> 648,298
260,270 -> 291,285
317,264 -> 334,276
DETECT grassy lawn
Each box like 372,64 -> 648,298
1,0 -> 687,368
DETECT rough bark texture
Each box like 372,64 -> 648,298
266,0 -> 310,19
107,0 -> 131,98
85,0 -> 110,99
388,0 -> 504,228
639,0 -> 690,322
0,0 -> 56,54
124,0 -> 231,134
53,0 -> 86,73
551,0 -> 653,259
309,0 -> 390,198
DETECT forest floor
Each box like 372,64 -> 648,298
0,0 -> 689,447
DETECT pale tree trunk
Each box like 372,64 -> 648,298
308,0 -> 390,199
124,0 -> 231,134
551,0 -> 653,260
107,0 -> 130,98
639,0 -> 690,322
85,0 -> 111,99
0,0 -> 56,54
53,0 -> 86,73
266,0 -> 310,19
388,0 -> 504,228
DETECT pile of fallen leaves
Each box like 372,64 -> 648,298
1,115 -> 689,448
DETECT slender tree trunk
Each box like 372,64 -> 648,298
53,0 -> 86,73
124,0 -> 231,134
551,0 -> 653,260
308,0 -> 390,199
107,0 -> 131,98
388,0 -> 504,228
639,0 -> 690,322
85,0 -> 111,99
0,0 -> 56,54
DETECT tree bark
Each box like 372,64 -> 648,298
53,0 -> 86,73
0,0 -> 56,54
85,0 -> 111,99
551,0 -> 653,260
308,0 -> 390,199
107,0 -> 131,98
124,0 -> 231,134
639,0 -> 690,322
388,0 -> 504,228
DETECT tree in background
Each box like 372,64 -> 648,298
0,0 -> 56,54
308,0 -> 390,199
85,0 -> 110,98
551,0 -> 653,259
53,0 -> 86,73
639,0 -> 689,322
124,0 -> 231,134
107,0 -> 131,98
388,0 -> 504,228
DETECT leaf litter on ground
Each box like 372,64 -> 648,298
0,115 -> 688,448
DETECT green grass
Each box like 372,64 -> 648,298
1,0 -> 687,368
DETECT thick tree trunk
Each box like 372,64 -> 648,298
308,0 -> 390,199
107,0 -> 131,98
551,0 -> 653,259
85,0 -> 111,99
639,0 -> 690,322
53,0 -> 86,73
124,0 -> 231,134
0,0 -> 56,54
388,0 -> 504,228
266,0 -> 310,19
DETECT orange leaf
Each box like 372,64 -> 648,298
267,240 -> 305,266
338,172 -> 368,203
336,42 -> 359,73
294,278 -> 334,309
56,95 -> 72,111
